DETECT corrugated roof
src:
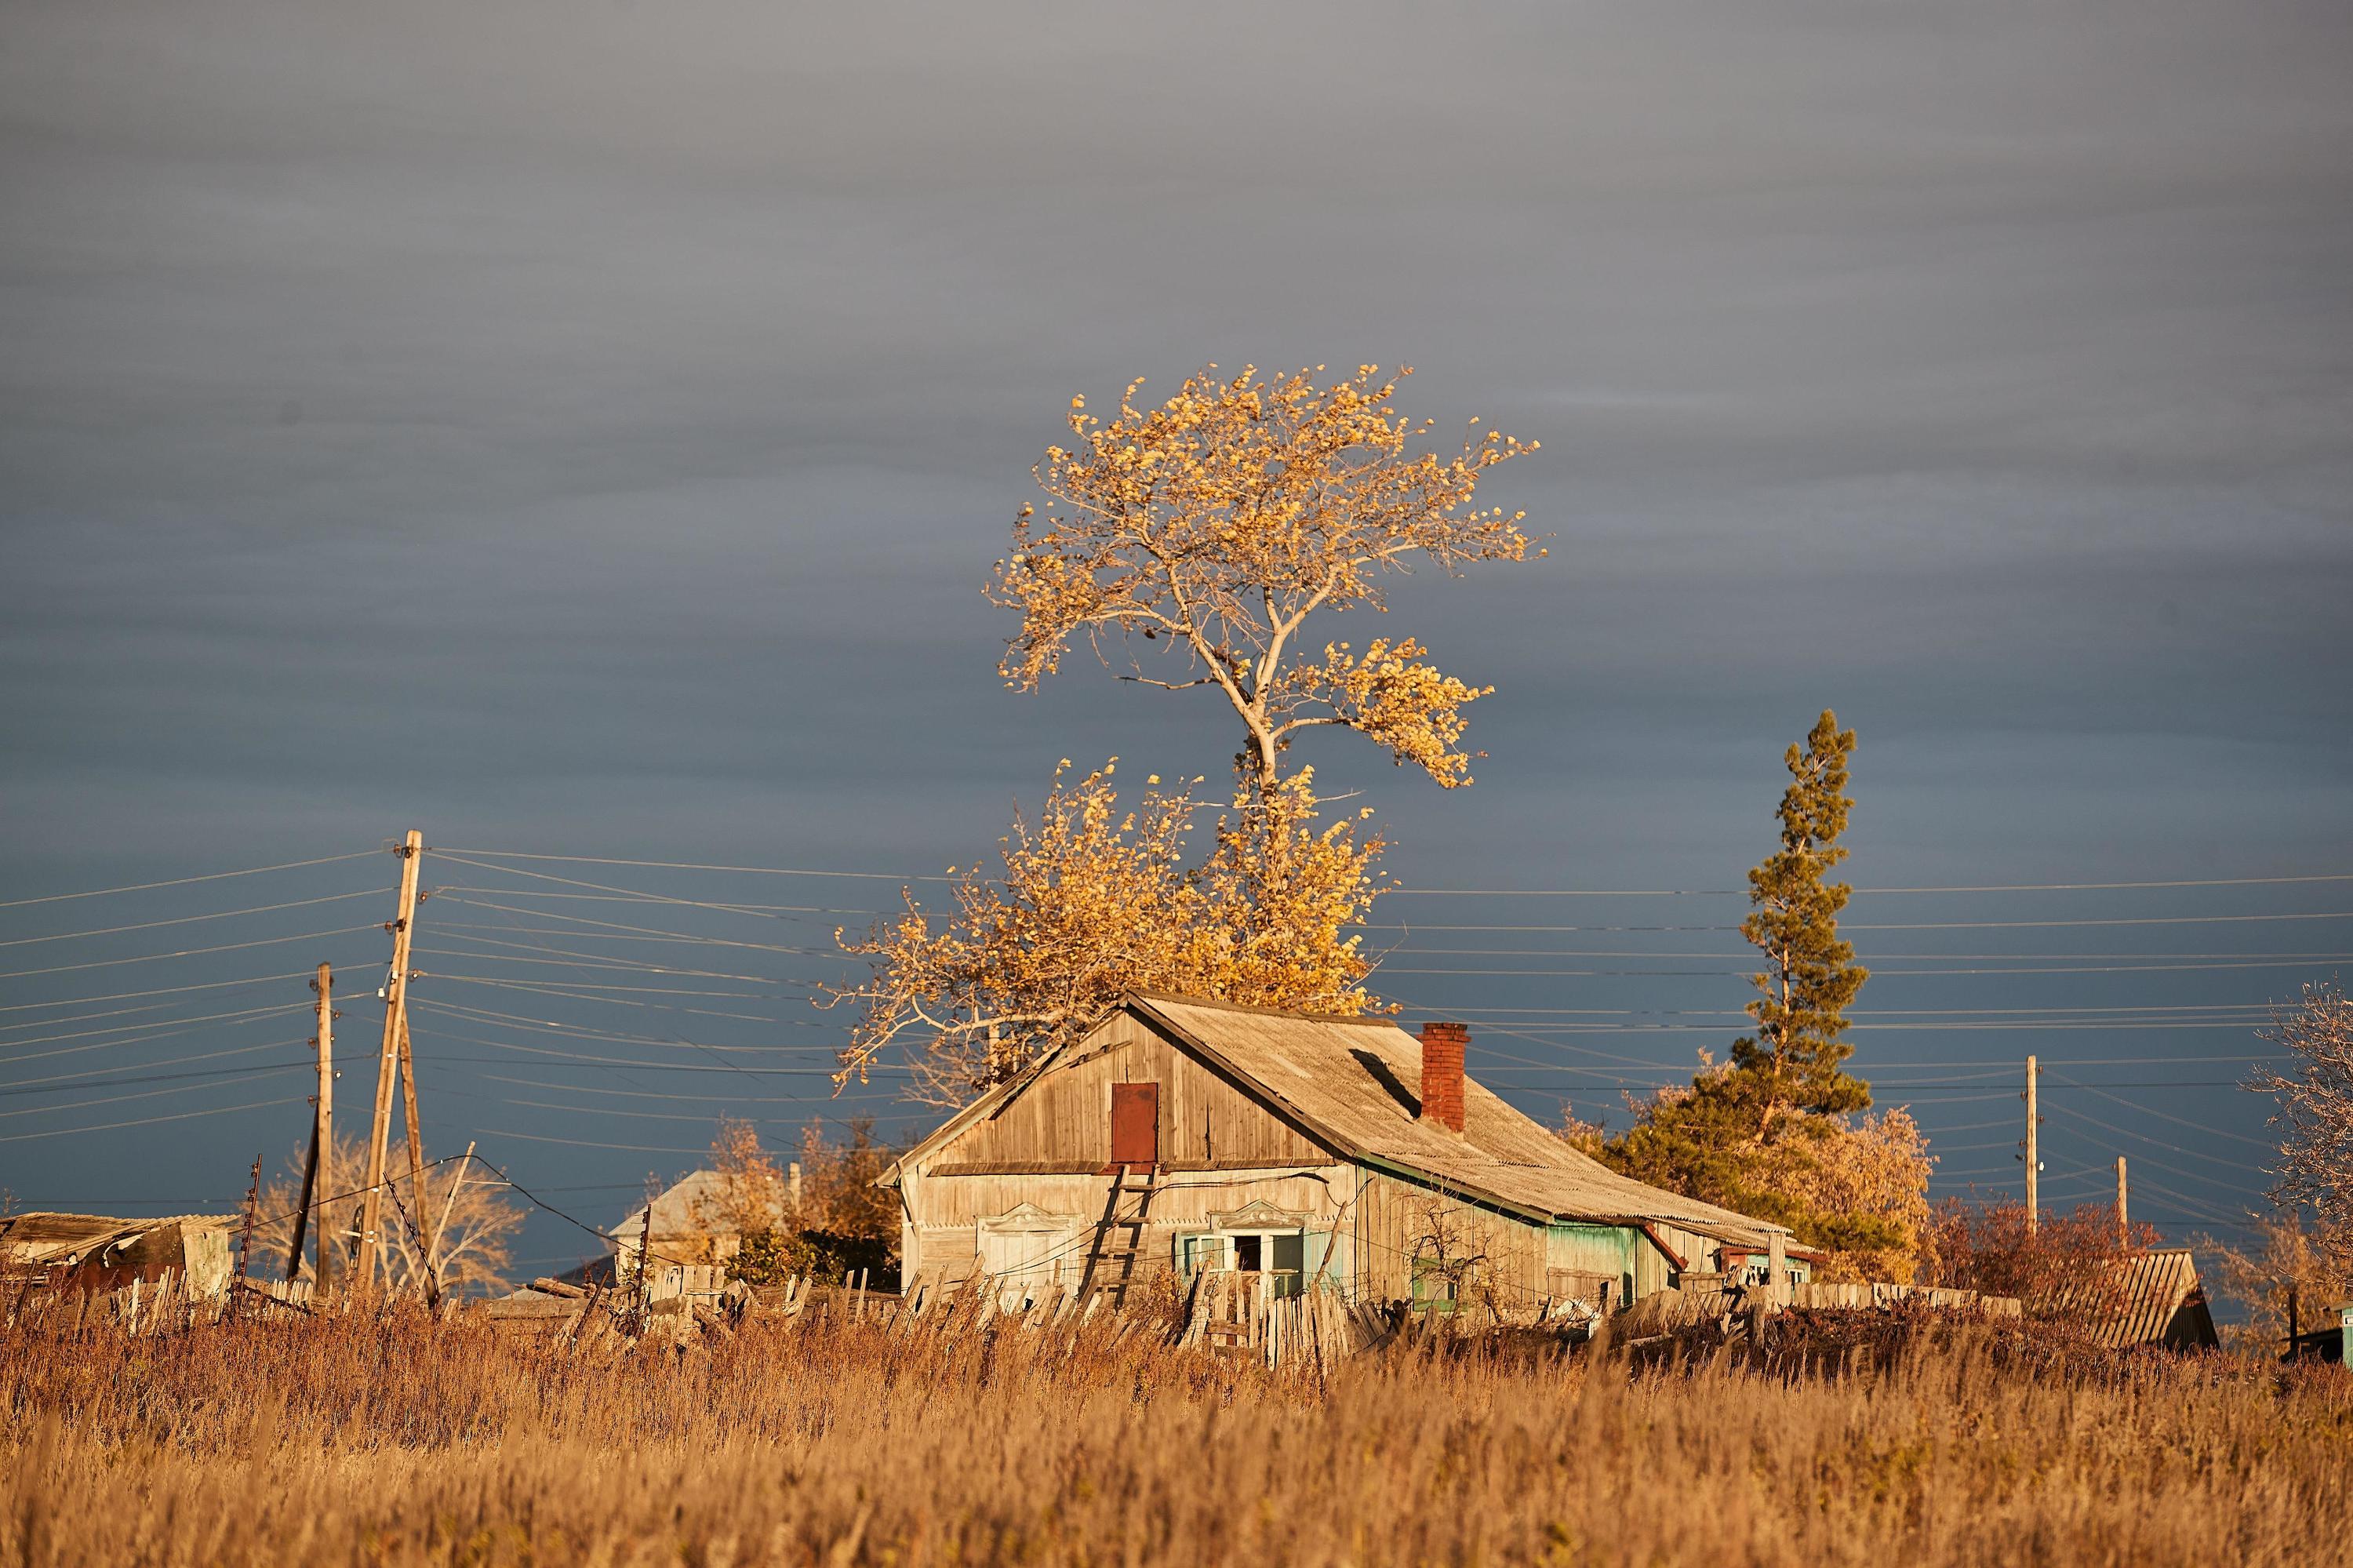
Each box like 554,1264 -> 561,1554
0,1211 -> 234,1264
2040,1247 -> 2219,1349
891,993 -> 1790,1249
1133,994 -> 1790,1246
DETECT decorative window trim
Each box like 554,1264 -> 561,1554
979,1202 -> 1082,1235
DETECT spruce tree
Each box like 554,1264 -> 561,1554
1580,711 -> 1918,1275
1730,709 -> 1870,1142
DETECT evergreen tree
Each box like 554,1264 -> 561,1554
1572,711 -> 1923,1279
1731,709 -> 1871,1141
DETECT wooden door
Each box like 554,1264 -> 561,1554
1110,1082 -> 1159,1166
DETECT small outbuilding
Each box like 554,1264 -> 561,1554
2043,1246 -> 2220,1351
881,993 -> 1806,1315
606,1169 -> 787,1277
0,1211 -> 237,1300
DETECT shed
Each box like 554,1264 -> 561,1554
2042,1246 -> 2220,1350
881,993 -> 1802,1317
0,1211 -> 237,1299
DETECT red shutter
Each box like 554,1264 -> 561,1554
1109,1082 -> 1159,1167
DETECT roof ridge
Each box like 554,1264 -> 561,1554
1127,989 -> 1408,1027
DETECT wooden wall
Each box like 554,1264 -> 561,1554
920,1013 -> 1332,1173
1351,1169 -> 1552,1308
904,1166 -> 1352,1288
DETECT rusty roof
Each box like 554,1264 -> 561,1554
0,1211 -> 235,1265
892,992 -> 1791,1249
2039,1247 -> 2219,1349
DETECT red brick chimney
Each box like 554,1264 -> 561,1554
1418,1021 -> 1467,1133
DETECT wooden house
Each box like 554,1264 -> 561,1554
880,993 -> 1805,1317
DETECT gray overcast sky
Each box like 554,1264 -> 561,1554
2,2 -> 2349,1263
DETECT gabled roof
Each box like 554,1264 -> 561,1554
889,992 -> 1791,1248
611,1170 -> 780,1242
2039,1247 -> 2219,1350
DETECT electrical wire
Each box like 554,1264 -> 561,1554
0,1064 -> 305,1120
0,970 -> 320,1015
435,847 -> 956,883
440,849 -> 2353,897
0,1093 -> 310,1144
0,890 -> 381,949
0,925 -> 382,981
430,855 -> 862,919
0,1050 -> 315,1096
0,850 -> 380,908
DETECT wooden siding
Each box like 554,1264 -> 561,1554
921,1013 -> 1332,1173
1353,1168 -> 1550,1306
904,1166 -> 1352,1287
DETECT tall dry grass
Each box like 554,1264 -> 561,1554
2,1307 -> 2348,1567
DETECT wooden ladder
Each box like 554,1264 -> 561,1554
1078,1163 -> 1157,1308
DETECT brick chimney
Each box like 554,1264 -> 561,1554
1418,1021 -> 1467,1133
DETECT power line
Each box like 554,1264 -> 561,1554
2049,1073 -> 2278,1151
1386,871 -> 2353,896
0,1093 -> 308,1144
0,1065 -> 305,1120
434,847 -> 957,884
0,1000 -> 307,1053
431,855 -> 862,918
0,970 -> 318,1015
0,925 -> 382,981
0,850 -> 379,909
0,1046 -> 314,1094
0,890 -> 380,949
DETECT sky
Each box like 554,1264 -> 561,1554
3,1 -> 2350,1280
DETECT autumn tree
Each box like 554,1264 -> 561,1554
1575,712 -> 1925,1279
2252,982 -> 2353,1223
1928,1198 -> 2162,1308
992,364 -> 1537,792
827,760 -> 1384,1102
831,366 -> 1536,1101
700,1115 -> 900,1288
254,1133 -> 523,1298
2200,1204 -> 2353,1352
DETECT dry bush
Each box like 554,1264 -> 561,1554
5,1304 -> 2350,1567
1926,1198 -> 2162,1306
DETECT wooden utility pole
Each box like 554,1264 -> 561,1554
398,1011 -> 427,1252
2116,1156 -> 2129,1243
357,831 -> 424,1293
2023,1053 -> 2040,1233
286,963 -> 336,1291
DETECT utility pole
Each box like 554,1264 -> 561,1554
2116,1156 -> 2129,1245
287,963 -> 336,1293
357,831 -> 424,1293
2023,1053 -> 2040,1233
398,1010 -> 427,1253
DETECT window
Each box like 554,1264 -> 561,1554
1184,1228 -> 1308,1298
1110,1082 -> 1159,1166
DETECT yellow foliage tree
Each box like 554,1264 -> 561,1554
826,760 -> 1385,1104
991,365 -> 1538,790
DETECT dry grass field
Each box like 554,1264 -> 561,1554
4,1308 -> 2349,1568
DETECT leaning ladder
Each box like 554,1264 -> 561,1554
1078,1162 -> 1157,1308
